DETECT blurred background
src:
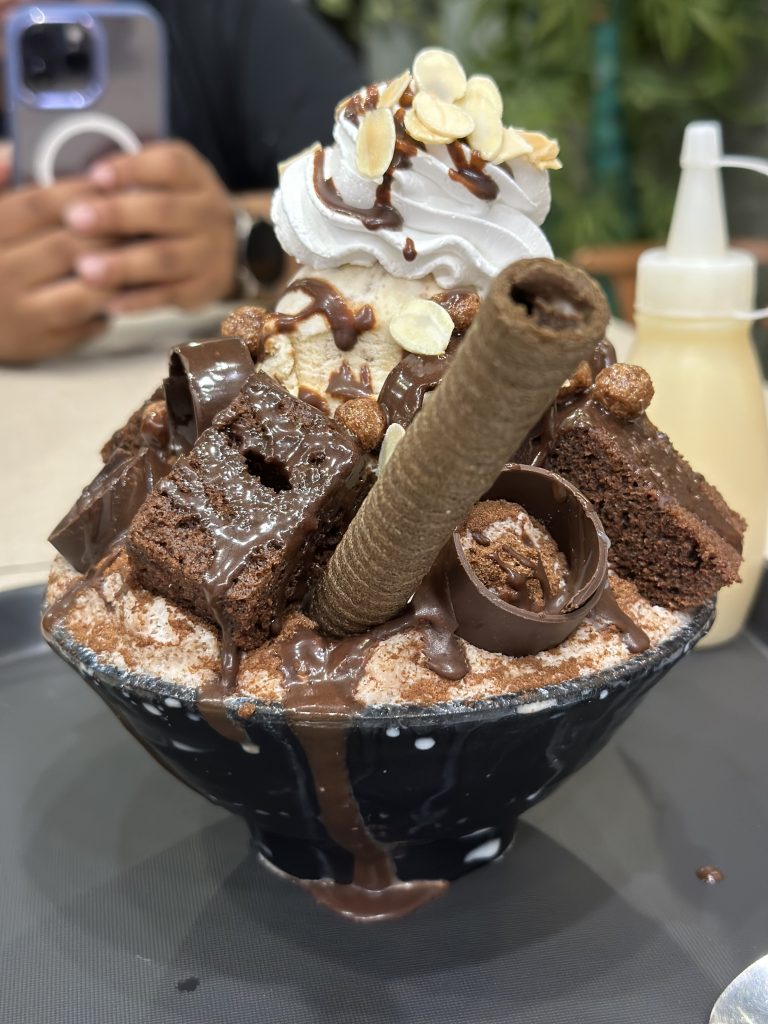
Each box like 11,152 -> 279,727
311,0 -> 768,368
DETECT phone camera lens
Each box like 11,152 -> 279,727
64,25 -> 85,47
27,55 -> 48,81
65,51 -> 90,73
21,22 -> 94,96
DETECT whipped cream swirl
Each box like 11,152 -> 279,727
272,98 -> 554,294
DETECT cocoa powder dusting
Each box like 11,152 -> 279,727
460,500 -> 569,613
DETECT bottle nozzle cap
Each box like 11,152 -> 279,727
635,120 -> 760,318
667,122 -> 727,257
679,120 -> 722,170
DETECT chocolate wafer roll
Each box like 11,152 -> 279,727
311,258 -> 610,637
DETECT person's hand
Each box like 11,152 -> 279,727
0,161 -> 114,364
64,141 -> 237,316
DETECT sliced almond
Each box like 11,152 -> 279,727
412,48 -> 467,103
379,70 -> 412,110
389,298 -> 455,356
462,75 -> 503,118
278,141 -> 321,179
403,107 -> 454,146
356,108 -> 396,179
496,126 -> 534,165
518,130 -> 562,170
378,423 -> 406,470
413,92 -> 474,143
465,96 -> 504,161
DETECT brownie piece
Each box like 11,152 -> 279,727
128,371 -> 371,649
516,364 -> 744,609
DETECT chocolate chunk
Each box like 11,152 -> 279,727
128,372 -> 371,650
50,447 -> 170,573
100,387 -> 164,462
164,337 -> 254,451
327,361 -> 373,400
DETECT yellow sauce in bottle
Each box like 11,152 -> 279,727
631,314 -> 768,646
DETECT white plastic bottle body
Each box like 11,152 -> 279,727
631,314 -> 768,646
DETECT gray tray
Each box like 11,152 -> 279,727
1,580 -> 767,1024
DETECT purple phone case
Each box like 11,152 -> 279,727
4,2 -> 169,185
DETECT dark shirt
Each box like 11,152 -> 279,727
148,0 -> 362,192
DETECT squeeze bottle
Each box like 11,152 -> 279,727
630,121 -> 768,647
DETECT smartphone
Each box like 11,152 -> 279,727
4,2 -> 168,186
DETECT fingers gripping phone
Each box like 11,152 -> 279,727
4,2 -> 168,186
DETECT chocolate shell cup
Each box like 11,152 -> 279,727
446,465 -> 609,657
44,601 -> 713,901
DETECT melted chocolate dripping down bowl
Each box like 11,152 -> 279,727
446,465 -> 609,656
44,602 -> 713,908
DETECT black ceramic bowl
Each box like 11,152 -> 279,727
45,603 -> 713,888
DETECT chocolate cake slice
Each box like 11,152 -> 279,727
128,371 -> 371,649
516,363 -> 744,609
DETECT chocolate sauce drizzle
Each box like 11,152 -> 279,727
392,106 -> 421,164
312,147 -> 403,232
312,104 -> 422,237
272,558 -> 465,918
298,387 -> 330,415
378,351 -> 453,429
342,85 -> 380,126
42,545 -> 123,641
279,277 -> 375,353
592,336 -> 617,373
294,721 -> 447,918
593,584 -> 649,653
492,529 -> 567,614
446,142 -> 499,201
376,295 -> 472,430
327,361 -> 373,400
280,555 -> 469,712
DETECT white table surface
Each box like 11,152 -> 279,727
1,317 -> 766,592
0,305 -> 229,591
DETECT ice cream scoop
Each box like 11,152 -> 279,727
262,49 -> 562,413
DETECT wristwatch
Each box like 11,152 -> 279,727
233,207 -> 285,299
